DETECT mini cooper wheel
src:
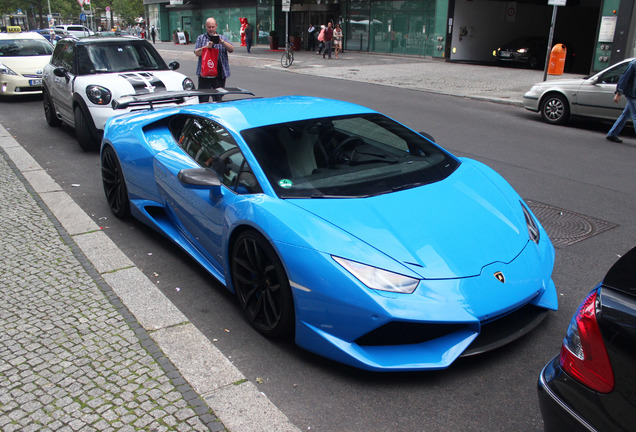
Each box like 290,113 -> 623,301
74,106 -> 100,151
43,89 -> 61,127
101,146 -> 130,218
540,94 -> 570,125
231,230 -> 294,338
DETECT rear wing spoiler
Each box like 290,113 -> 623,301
112,88 -> 254,110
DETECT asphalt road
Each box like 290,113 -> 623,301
2,60 -> 635,431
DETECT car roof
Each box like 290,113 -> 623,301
58,35 -> 141,45
0,32 -> 49,41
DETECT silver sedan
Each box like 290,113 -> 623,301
523,58 -> 633,125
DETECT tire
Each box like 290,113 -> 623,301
231,230 -> 294,338
43,89 -> 61,127
281,51 -> 293,68
101,145 -> 130,218
540,94 -> 570,125
74,106 -> 100,151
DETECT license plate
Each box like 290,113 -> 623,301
500,52 -> 512,58
29,79 -> 42,86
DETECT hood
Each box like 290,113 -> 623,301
1,56 -> 50,75
291,161 -> 529,280
77,70 -> 187,98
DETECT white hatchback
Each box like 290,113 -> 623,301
0,32 -> 53,96
55,25 -> 94,38
42,36 -> 195,150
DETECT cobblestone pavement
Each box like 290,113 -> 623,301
0,141 -> 223,431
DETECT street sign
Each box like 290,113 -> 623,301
548,0 -> 566,5
282,0 -> 290,12
76,0 -> 84,6
80,13 -> 86,21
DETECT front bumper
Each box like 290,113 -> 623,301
1,75 -> 43,96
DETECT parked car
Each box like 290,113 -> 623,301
538,246 -> 636,431
100,91 -> 558,371
55,24 -> 93,38
523,58 -> 633,125
31,28 -> 69,43
0,32 -> 53,97
42,36 -> 195,150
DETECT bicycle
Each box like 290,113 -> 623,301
281,42 -> 294,68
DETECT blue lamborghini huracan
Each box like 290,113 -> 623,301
101,90 -> 557,371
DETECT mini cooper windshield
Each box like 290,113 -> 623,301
242,113 -> 459,198
76,41 -> 168,74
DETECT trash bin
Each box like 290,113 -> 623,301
548,44 -> 567,75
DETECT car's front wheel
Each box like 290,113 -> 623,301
101,145 -> 130,218
540,93 -> 570,125
231,230 -> 294,338
43,89 -> 61,127
74,106 -> 100,151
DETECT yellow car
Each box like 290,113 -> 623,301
0,32 -> 53,96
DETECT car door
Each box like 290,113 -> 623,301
154,116 -> 262,276
575,61 -> 629,121
47,41 -> 76,123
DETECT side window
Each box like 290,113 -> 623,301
599,63 -> 629,84
52,43 -> 74,71
177,117 -> 261,193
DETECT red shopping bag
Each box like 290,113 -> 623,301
201,47 -> 219,77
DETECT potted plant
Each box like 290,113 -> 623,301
268,30 -> 279,50
289,30 -> 302,51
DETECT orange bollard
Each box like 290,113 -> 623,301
547,44 -> 567,75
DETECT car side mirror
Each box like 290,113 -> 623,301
589,76 -> 599,85
169,61 -> 180,71
53,67 -> 69,82
419,131 -> 436,143
177,167 -> 221,187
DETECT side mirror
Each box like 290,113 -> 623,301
169,61 -> 180,71
177,167 -> 221,187
419,131 -> 436,143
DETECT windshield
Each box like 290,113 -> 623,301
241,113 -> 459,198
76,41 -> 167,74
0,39 -> 53,57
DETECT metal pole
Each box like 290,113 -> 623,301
543,5 -> 558,81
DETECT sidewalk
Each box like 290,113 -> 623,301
0,43 -> 583,432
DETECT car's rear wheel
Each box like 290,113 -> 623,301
231,230 -> 294,338
43,89 -> 61,127
101,145 -> 130,218
540,94 -> 570,125
74,106 -> 100,151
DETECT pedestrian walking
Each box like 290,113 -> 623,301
245,22 -> 253,53
150,25 -> 156,44
322,22 -> 333,60
194,17 -> 234,102
317,25 -> 325,54
333,23 -> 342,59
607,58 -> 636,143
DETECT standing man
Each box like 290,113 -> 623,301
194,17 -> 234,102
244,21 -> 253,53
607,58 -> 636,143
322,22 -> 333,60
307,23 -> 316,52
150,25 -> 156,44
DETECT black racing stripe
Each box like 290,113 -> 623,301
119,72 -> 167,94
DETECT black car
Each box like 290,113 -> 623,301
538,246 -> 636,431
494,37 -> 575,70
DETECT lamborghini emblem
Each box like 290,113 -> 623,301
494,271 -> 505,283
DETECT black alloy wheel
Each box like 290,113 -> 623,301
101,145 -> 130,218
74,106 -> 100,151
540,94 -> 570,125
43,89 -> 61,127
231,230 -> 294,338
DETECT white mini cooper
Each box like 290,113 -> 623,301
43,36 -> 195,150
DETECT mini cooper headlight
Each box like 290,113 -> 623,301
182,77 -> 195,90
86,85 -> 112,105
521,202 -> 540,244
333,256 -> 420,294
0,63 -> 18,76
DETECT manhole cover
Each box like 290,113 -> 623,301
526,200 -> 617,248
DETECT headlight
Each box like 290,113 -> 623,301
517,48 -> 529,53
86,85 -> 112,105
0,63 -> 18,76
521,202 -> 540,244
333,256 -> 419,294
182,77 -> 195,90
528,85 -> 541,94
